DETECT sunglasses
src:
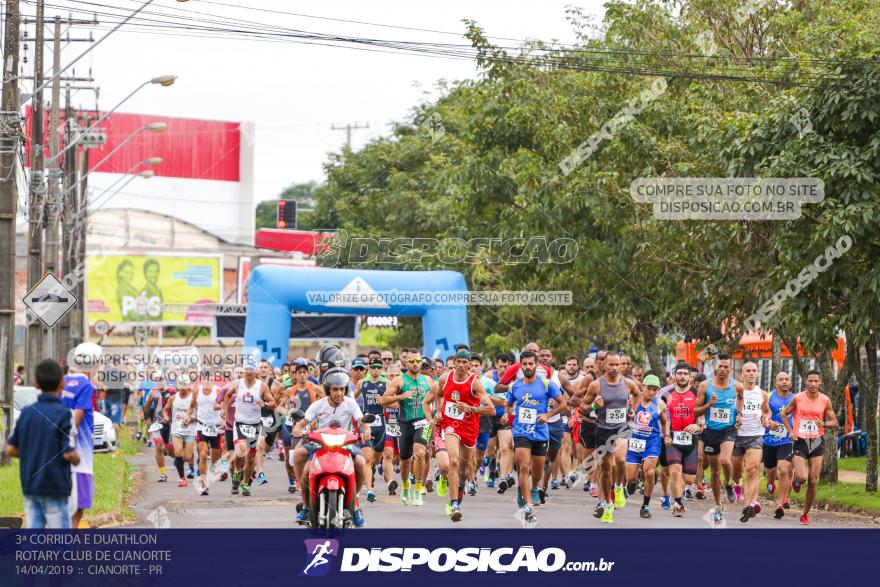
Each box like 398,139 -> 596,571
370,365 -> 382,369
353,366 -> 366,370
382,358 -> 393,362
406,358 -> 422,365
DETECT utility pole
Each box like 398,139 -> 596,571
25,0 -> 45,375
331,122 -> 369,150
0,0 -> 21,459
44,16 -> 62,359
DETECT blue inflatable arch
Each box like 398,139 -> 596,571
243,266 -> 469,365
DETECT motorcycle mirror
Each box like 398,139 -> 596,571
290,410 -> 306,422
362,414 -> 376,424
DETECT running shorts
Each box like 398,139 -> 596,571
399,418 -> 430,460
197,432 -> 221,449
548,419 -> 565,451
513,436 -> 548,457
260,412 -> 279,445
594,425 -> 627,451
793,437 -> 824,459
762,443 -> 793,469
368,424 -> 386,452
575,418 -> 597,449
440,414 -> 479,449
733,435 -> 763,456
702,425 -> 737,455
233,421 -> 262,450
384,436 -> 400,455
224,428 -> 234,451
664,442 -> 698,476
479,415 -> 492,435
489,415 -> 511,437
625,437 -> 662,464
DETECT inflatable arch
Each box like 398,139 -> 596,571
243,266 -> 469,365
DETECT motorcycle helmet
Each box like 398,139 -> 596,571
316,343 -> 347,375
322,366 -> 351,396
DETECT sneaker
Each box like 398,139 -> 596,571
497,478 -> 509,494
601,504 -> 614,524
583,480 -> 591,492
516,490 -> 526,509
568,472 -> 578,488
479,466 -> 486,478
661,496 -> 671,510
725,485 -> 736,503
401,488 -> 410,506
388,480 -> 399,495
672,503 -> 685,517
200,484 -> 209,496
487,477 -> 495,488
425,479 -> 434,493
445,503 -> 453,517
437,478 -> 447,497
740,505 -> 754,523
774,506 -> 784,519
614,486 -> 626,509
220,472 -> 228,482
695,486 -> 706,500
296,508 -> 309,525
367,490 -> 376,503
684,487 -> 694,501
800,513 -> 810,525
537,487 -> 546,504
412,489 -> 424,507
353,509 -> 366,528
551,479 -> 560,490
783,500 -> 791,510
593,501 -> 605,518
640,505 -> 651,519
187,466 -> 196,479
531,488 -> 540,505
451,502 -> 462,522
158,473 -> 168,483
767,481 -> 775,495
712,507 -> 724,525
288,482 -> 297,494
257,472 -> 268,485
394,464 -> 400,474
178,478 -> 188,487
734,483 -> 743,502
792,480 -> 802,493
590,485 -> 598,498
523,506 -> 536,524
240,483 -> 251,496
753,501 -> 762,515
467,482 -> 477,497
507,475 -> 516,488
146,440 -> 153,448
231,484 -> 239,495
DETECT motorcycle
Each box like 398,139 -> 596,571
290,411 -> 375,529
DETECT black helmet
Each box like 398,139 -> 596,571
322,367 -> 351,395
316,343 -> 347,374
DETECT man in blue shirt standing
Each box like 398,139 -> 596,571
7,359 -> 81,528
63,342 -> 99,528
502,351 -> 567,523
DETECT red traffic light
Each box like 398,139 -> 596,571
276,199 -> 297,230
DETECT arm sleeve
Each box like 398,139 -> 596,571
499,364 -> 520,385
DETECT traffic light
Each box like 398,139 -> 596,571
276,199 -> 297,229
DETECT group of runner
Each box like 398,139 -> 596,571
140,342 -> 837,527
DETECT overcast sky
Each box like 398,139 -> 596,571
22,0 -> 604,203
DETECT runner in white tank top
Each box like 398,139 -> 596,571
195,383 -> 224,495
733,362 -> 771,523
163,376 -> 197,486
221,365 -> 275,496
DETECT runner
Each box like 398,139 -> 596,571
163,374 -> 197,488
550,355 -> 582,491
695,354 -> 744,525
254,359 -> 277,486
282,359 -> 323,494
382,351 -> 437,506
220,367 -> 243,493
144,372 -> 175,483
292,367 -> 371,527
193,375 -> 224,495
782,370 -> 838,525
424,348 -> 496,521
222,361 -> 275,497
356,357 -> 387,503
625,374 -> 669,519
733,362 -> 771,522
62,345 -> 99,528
502,350 -> 568,523
763,371 -> 795,518
581,352 -> 641,523
572,350 -> 606,496
663,363 -> 706,517
379,365 -> 403,496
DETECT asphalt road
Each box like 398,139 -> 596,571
123,447 -> 877,530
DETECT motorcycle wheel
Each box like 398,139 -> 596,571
325,489 -> 340,529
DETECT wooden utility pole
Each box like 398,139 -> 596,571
331,122 -> 369,150
44,16 -> 62,359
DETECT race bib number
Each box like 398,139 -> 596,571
444,402 -> 465,421
203,424 -> 220,436
385,423 -> 401,437
628,438 -> 646,452
606,408 -> 626,425
414,419 -> 430,430
238,424 -> 257,439
243,393 -> 254,403
743,400 -> 761,415
709,407 -> 731,424
285,413 -> 295,427
261,416 -> 274,428
798,419 -> 820,436
518,407 -> 538,424
673,431 -> 692,445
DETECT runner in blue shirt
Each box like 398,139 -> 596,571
63,343 -> 100,528
763,371 -> 796,519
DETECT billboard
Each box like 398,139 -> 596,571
86,253 -> 223,326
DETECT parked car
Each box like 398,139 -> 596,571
12,385 -> 118,452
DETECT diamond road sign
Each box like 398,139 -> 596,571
23,272 -> 77,328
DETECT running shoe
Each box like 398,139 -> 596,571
740,505 -> 754,523
517,490 -> 526,509
420,486 -> 427,496
389,480 -> 399,495
257,472 -> 268,485
482,456 -> 490,467
590,485 -> 598,498
672,503 -> 685,517
451,502 -> 463,522
568,472 -> 578,488
623,485 -> 630,499
479,466 -> 486,478
684,487 -> 694,501
537,487 -> 547,504
734,483 -> 743,502
792,480 -> 802,493
767,481 -> 775,495
614,486 -> 626,509
220,472 -> 229,482
412,489 -> 424,507
695,485 -> 706,500
467,482 -> 477,497
626,481 -> 638,496
783,500 -> 791,509
725,484 -> 736,503
445,502 -> 453,517
507,475 -> 516,488
425,479 -> 434,493
523,506 -> 536,524
583,480 -> 591,492
753,501 -> 762,515
367,490 -> 377,503
187,466 -> 196,479
146,440 -> 153,448
200,484 -> 209,496
296,508 -> 309,525
593,501 -> 605,518
394,463 -> 400,474
353,509 -> 366,528
400,488 -> 410,506
774,506 -> 784,519
551,479 -> 560,490
712,507 -> 724,525
661,496 -> 671,510
531,488 -> 541,505
437,478 -> 447,497
240,483 -> 251,496
601,504 -> 614,524
640,505 -> 652,519
178,478 -> 188,487
288,482 -> 297,494
497,478 -> 509,494
800,513 -> 810,525
487,477 -> 495,488
158,473 -> 168,483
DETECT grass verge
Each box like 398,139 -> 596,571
813,481 -> 880,515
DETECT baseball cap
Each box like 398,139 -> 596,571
352,357 -> 367,369
292,358 -> 309,371
644,374 -> 661,388
369,359 -> 383,368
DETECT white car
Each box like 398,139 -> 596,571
12,385 -> 118,452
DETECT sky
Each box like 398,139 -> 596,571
21,0 -> 604,204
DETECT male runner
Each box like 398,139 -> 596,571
763,371 -> 795,518
379,365 -> 403,495
254,359 -> 276,486
625,374 -> 669,519
572,350 -> 606,495
581,352 -> 641,523
733,362 -> 771,522
486,353 -> 515,493
782,370 -> 838,525
356,358 -> 388,503
222,362 -> 275,496
382,351 -> 437,506
281,359 -> 323,493
425,348 -> 496,521
193,376 -> 224,495
145,372 -> 175,483
164,374 -> 197,487
664,363 -> 707,516
551,355 -> 582,490
695,354 -> 744,524
502,351 -> 567,523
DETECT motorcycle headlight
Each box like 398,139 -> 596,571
320,432 -> 347,448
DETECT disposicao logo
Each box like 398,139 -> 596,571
301,539 -> 340,577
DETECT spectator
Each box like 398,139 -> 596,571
14,364 -> 25,385
64,342 -> 99,529
6,359 -> 80,528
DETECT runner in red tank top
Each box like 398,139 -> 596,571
422,348 -> 496,522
